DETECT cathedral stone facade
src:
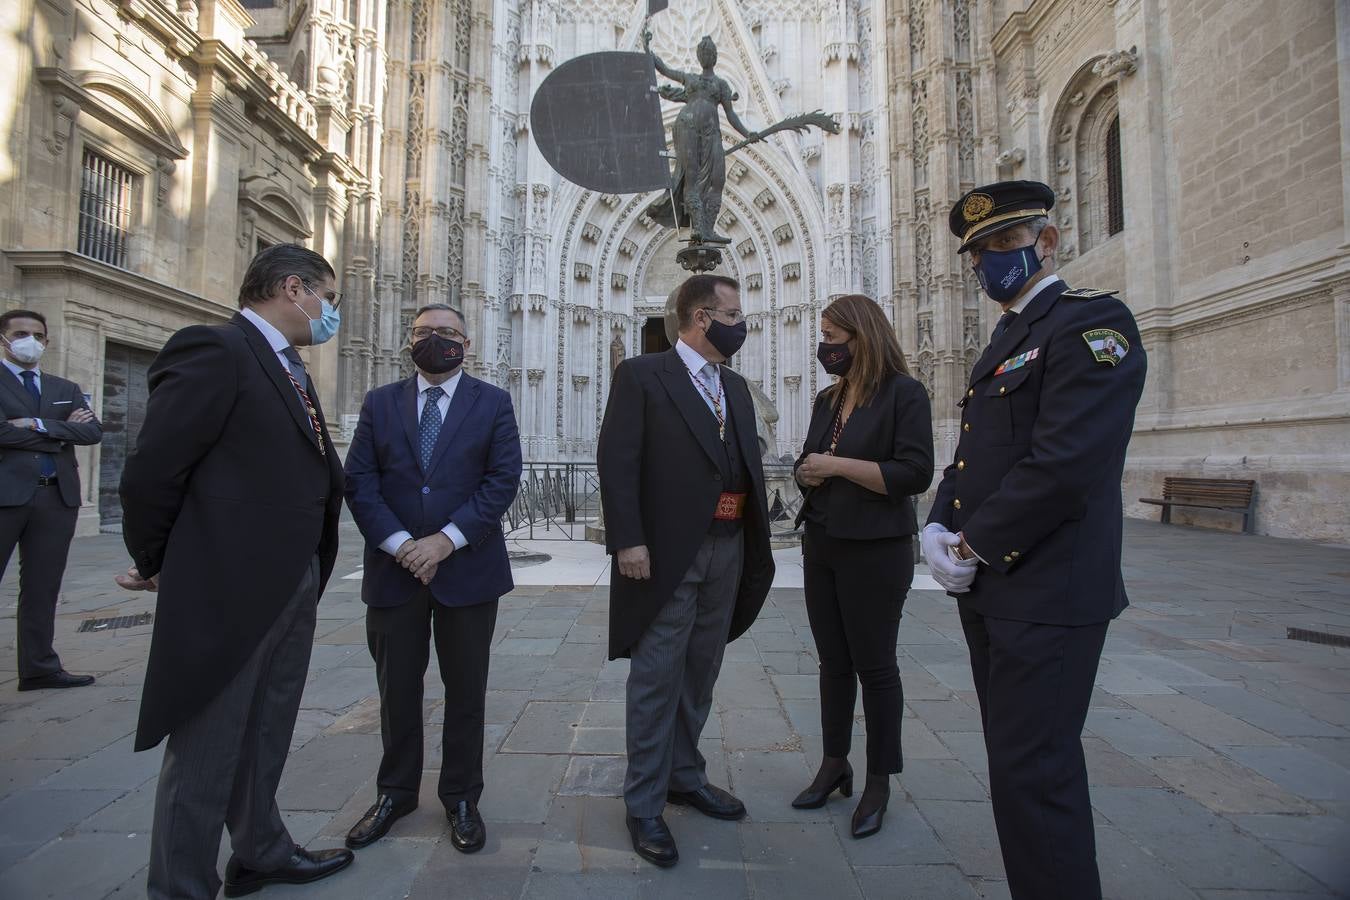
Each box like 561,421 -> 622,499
3,0 -> 1348,542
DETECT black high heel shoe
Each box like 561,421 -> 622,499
850,774 -> 891,839
791,758 -> 854,809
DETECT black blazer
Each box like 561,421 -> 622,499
597,348 -> 775,659
121,314 -> 344,750
928,280 -> 1146,626
795,372 -> 934,540
0,369 -> 102,509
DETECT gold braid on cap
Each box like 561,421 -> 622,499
962,208 -> 1049,244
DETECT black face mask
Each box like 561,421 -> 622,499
704,317 -> 748,359
411,333 -> 464,374
816,341 -> 853,376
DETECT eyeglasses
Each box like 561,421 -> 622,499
299,279 -> 343,310
701,307 -> 745,324
411,326 -> 467,341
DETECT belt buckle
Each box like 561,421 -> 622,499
713,492 -> 746,521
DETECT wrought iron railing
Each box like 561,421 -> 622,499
502,461 -> 806,541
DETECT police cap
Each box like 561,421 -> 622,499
950,180 -> 1055,253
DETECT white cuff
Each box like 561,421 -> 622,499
441,522 -> 468,550
33,418 -> 46,433
380,530 -> 414,556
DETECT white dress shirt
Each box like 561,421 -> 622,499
378,369 -> 469,557
240,306 -> 294,375
4,358 -> 47,432
1006,273 -> 1062,316
675,338 -> 723,418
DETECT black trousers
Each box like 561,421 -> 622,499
802,524 -> 914,774
0,485 -> 79,679
366,591 -> 498,810
959,605 -> 1109,900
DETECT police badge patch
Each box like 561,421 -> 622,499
1083,328 -> 1129,365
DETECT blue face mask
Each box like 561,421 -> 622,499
294,287 -> 342,345
973,243 -> 1044,304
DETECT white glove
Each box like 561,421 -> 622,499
922,523 -> 978,593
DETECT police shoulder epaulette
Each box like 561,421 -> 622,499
1060,288 -> 1117,300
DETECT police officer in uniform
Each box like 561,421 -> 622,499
920,180 -> 1146,900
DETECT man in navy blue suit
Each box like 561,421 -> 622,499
343,303 -> 522,854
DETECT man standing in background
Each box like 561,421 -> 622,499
0,309 -> 101,691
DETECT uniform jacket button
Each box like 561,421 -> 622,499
957,460 -> 965,470
953,499 -> 962,509
967,388 -> 975,397
999,385 -> 1007,395
421,486 -> 430,495
963,423 -> 971,432
1010,551 -> 1020,558
1003,555 -> 1014,563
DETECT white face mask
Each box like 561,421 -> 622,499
4,335 -> 44,365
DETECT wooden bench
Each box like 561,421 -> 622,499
1140,477 -> 1257,534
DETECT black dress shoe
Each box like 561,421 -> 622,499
17,671 -> 95,692
626,815 -> 678,867
346,794 -> 416,849
223,845 -> 354,897
850,774 -> 891,839
447,800 -> 486,853
792,758 -> 854,809
666,783 -> 746,821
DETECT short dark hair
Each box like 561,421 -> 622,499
413,303 -> 466,328
0,309 -> 47,334
237,243 -> 335,309
675,274 -> 740,329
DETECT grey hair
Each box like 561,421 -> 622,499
412,303 -> 466,327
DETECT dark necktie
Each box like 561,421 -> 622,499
991,310 -> 1018,342
21,371 -> 57,477
280,347 -> 326,455
281,346 -> 308,390
419,386 -> 445,469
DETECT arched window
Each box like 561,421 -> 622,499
1047,59 -> 1126,258
1105,115 -> 1124,236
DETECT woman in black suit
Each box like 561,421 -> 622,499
791,294 -> 934,838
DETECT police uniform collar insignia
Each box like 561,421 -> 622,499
994,347 -> 1039,376
1083,328 -> 1129,365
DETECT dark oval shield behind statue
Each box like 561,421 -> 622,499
530,51 -> 670,195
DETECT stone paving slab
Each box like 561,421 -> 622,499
1,518 -> 1349,898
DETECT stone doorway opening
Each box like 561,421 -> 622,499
641,317 -> 671,355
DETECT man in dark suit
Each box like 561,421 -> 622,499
118,244 -> 353,899
342,303 -> 522,853
0,309 -> 101,690
921,181 -> 1147,900
598,274 -> 775,868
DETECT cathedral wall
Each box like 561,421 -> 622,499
1167,0 -> 1342,292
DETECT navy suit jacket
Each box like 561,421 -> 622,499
344,372 -> 523,608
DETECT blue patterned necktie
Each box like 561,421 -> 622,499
21,371 -> 56,477
419,385 -> 445,468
